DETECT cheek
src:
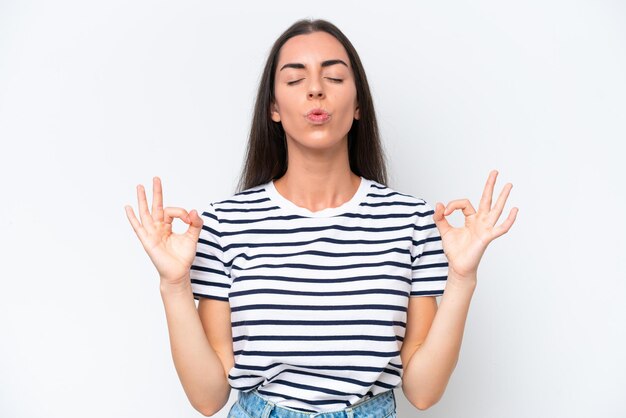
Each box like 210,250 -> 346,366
274,89 -> 301,116
336,87 -> 358,115
336,82 -> 357,104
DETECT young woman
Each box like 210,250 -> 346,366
125,18 -> 518,418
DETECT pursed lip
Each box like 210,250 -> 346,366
305,108 -> 331,122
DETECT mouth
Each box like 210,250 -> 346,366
305,108 -> 331,123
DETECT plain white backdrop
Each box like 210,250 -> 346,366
1,1 -> 624,417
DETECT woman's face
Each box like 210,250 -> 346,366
271,31 -> 360,151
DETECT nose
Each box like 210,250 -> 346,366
308,90 -> 324,99
307,84 -> 325,100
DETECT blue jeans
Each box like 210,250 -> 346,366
227,388 -> 397,418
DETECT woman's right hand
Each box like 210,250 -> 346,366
124,176 -> 204,289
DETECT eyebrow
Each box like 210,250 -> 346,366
279,59 -> 349,71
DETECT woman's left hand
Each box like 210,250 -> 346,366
433,170 -> 519,283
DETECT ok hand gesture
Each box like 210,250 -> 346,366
124,177 -> 204,288
433,170 -> 518,283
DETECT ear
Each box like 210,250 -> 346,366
354,105 -> 360,120
271,102 -> 281,122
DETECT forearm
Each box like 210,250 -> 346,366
160,280 -> 230,416
401,272 -> 476,409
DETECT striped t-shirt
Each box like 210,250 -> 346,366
189,176 -> 449,413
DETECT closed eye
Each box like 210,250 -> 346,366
286,78 -> 344,86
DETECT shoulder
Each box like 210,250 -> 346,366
367,179 -> 430,212
202,181 -> 271,223
212,182 -> 268,206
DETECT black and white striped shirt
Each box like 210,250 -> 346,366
190,176 -> 448,413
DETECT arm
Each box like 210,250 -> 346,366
160,281 -> 231,416
401,273 -> 475,410
124,178 -> 232,416
399,296 -> 437,368
402,170 -> 517,409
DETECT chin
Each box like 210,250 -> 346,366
298,138 -> 346,151
289,131 -> 348,147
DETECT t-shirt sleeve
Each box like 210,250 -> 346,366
189,203 -> 232,302
410,200 -> 449,297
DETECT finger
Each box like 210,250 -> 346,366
163,207 -> 190,225
492,207 -> 519,239
152,176 -> 164,222
136,184 -> 155,232
124,205 -> 148,243
479,170 -> 498,213
432,202 -> 452,236
444,199 -> 476,217
185,209 -> 204,239
488,182 -> 513,225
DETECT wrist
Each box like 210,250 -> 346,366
446,269 -> 477,291
159,278 -> 192,296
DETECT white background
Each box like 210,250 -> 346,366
1,1 -> 625,417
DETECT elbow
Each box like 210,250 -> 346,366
409,394 -> 442,411
194,402 -> 223,417
191,379 -> 231,416
414,399 -> 436,411
413,399 -> 438,411
195,405 -> 214,417
197,407 -> 218,417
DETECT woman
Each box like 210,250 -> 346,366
125,18 -> 518,417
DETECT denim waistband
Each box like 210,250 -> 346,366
236,388 -> 396,418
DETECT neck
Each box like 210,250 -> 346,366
273,137 -> 360,213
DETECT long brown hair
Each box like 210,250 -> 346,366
235,18 -> 388,193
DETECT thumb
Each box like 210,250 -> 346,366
432,202 -> 452,236
185,209 -> 204,238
